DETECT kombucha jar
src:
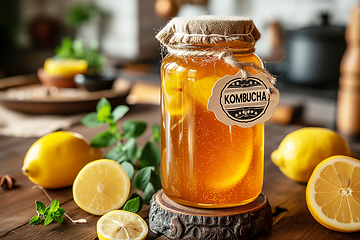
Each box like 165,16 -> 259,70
156,16 -> 278,208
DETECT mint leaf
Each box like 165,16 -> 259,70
49,199 -> 60,213
44,214 -> 54,225
122,120 -> 147,139
35,201 -> 46,215
150,171 -> 162,191
91,130 -> 117,148
123,197 -> 140,213
29,215 -> 42,225
121,161 -> 135,180
143,182 -> 155,204
44,206 -> 50,218
104,146 -> 127,163
152,125 -> 160,144
130,193 -> 144,212
97,98 -> 112,122
140,141 -> 160,167
123,138 -> 138,163
133,166 -> 154,191
112,105 -> 129,123
81,112 -> 104,127
53,215 -> 64,224
57,208 -> 65,216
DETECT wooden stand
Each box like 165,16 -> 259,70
149,190 -> 272,239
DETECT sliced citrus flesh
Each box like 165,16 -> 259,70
73,159 -> 130,215
97,210 -> 148,240
162,73 -> 189,116
192,76 -> 219,108
306,155 -> 360,232
204,126 -> 255,191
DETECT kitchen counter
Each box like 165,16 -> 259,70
1,104 -> 360,239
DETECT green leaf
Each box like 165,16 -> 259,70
91,131 -> 117,148
44,206 -> 50,218
104,146 -> 127,163
53,215 -> 64,224
123,197 -> 140,213
121,161 -> 135,180
150,172 -> 162,191
140,141 -> 160,167
97,98 -> 112,122
133,166 -> 154,191
57,208 -> 65,216
81,112 -> 104,127
123,138 -> 138,163
35,201 -> 46,215
49,199 -> 60,213
152,125 -> 161,144
130,193 -> 143,212
143,182 -> 155,204
44,214 -> 54,225
112,105 -> 129,123
29,215 -> 42,225
122,120 -> 147,139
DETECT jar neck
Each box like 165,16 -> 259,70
174,41 -> 256,55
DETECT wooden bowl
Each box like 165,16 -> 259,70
37,68 -> 77,89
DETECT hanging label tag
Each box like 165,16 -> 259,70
208,71 -> 279,128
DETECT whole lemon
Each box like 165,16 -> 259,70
22,131 -> 102,189
271,127 -> 356,183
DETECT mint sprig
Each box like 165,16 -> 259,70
81,97 -> 161,210
29,199 -> 65,225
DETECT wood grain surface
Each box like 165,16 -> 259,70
1,104 -> 360,239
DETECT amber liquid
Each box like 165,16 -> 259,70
161,44 -> 264,208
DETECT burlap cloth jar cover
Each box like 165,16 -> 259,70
156,15 -> 275,85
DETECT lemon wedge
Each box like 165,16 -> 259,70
73,159 -> 130,215
97,210 -> 148,240
306,155 -> 360,232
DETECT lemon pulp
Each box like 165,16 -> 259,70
97,210 -> 148,240
73,159 -> 130,215
306,155 -> 360,232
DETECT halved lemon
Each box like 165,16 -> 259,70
306,155 -> 360,232
73,159 -> 130,215
97,210 -> 148,240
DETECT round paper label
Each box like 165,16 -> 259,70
208,71 -> 279,128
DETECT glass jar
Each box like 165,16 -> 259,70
160,40 -> 265,208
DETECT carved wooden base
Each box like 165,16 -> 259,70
149,190 -> 272,239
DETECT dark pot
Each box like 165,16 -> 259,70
74,73 -> 116,92
284,14 -> 346,87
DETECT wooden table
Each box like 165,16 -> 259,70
1,104 -> 360,240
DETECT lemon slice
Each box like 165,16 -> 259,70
97,210 -> 148,240
306,155 -> 360,232
163,74 -> 189,116
193,76 -> 219,108
205,126 -> 254,190
73,159 -> 130,215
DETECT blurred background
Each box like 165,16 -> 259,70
0,0 -> 359,133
